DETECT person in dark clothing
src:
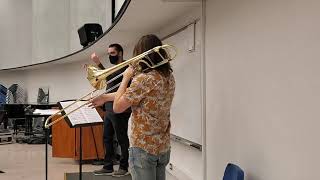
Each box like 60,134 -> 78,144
90,44 -> 131,177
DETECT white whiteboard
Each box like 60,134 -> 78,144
164,22 -> 202,145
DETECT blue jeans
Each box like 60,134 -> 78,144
129,147 -> 170,180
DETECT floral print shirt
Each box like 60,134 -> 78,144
123,70 -> 175,155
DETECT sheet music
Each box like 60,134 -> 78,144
59,101 -> 103,127
33,109 -> 60,115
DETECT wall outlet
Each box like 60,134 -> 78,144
169,163 -> 173,170
166,162 -> 193,180
188,44 -> 195,52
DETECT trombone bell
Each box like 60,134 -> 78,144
87,44 -> 177,90
87,66 -> 107,90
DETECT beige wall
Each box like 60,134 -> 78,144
157,7 -> 203,180
0,6 -> 203,180
0,70 -> 27,88
0,0 -> 32,69
0,61 -> 100,103
205,0 -> 320,179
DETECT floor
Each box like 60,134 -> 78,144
0,143 -> 177,180
0,143 -> 96,180
65,172 -> 132,180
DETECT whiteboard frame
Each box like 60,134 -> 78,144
161,19 -> 203,149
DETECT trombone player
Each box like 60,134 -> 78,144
92,34 -> 176,180
90,44 -> 131,177
43,35 -> 177,179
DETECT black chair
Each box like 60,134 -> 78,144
223,163 -> 244,180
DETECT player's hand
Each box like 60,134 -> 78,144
123,66 -> 134,80
82,64 -> 88,71
90,52 -> 101,65
88,95 -> 106,108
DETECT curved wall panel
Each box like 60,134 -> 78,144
0,0 -> 126,70
32,0 -> 108,64
32,0 -> 70,64
0,0 -> 32,69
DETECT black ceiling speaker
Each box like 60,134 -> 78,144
78,23 -> 103,47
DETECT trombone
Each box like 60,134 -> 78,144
44,44 -> 177,129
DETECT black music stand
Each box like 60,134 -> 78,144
90,126 -> 104,165
24,112 -> 52,180
22,112 -> 51,180
56,100 -> 103,180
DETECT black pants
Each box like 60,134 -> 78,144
103,112 -> 130,171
